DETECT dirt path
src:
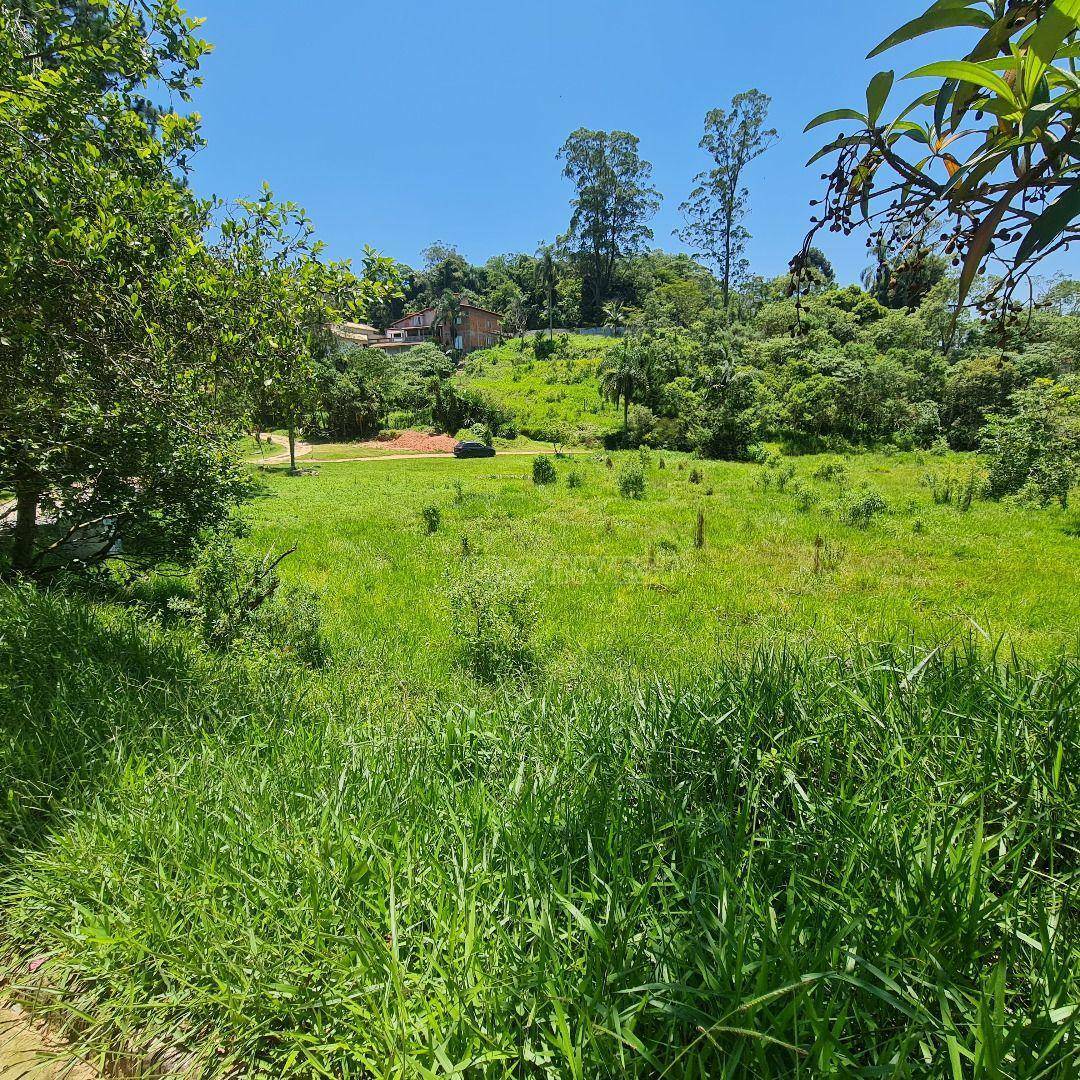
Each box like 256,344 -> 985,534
0,1005 -> 97,1079
251,432 -> 312,467
252,434 -> 592,466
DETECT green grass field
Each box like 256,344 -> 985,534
243,449 -> 1078,686
457,335 -> 622,440
1,448 -> 1077,1077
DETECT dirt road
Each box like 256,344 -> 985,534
0,1004 -> 97,1079
252,434 -> 592,466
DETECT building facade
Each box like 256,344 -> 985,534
387,302 -> 502,353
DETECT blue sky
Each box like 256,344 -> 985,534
186,2 -> 975,284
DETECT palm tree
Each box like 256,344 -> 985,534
538,248 -> 556,341
433,291 -> 463,352
602,300 -> 626,338
599,350 -> 644,432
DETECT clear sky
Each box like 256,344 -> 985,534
183,2 -> 990,284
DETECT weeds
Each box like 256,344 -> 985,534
446,560 -> 537,681
618,460 -> 646,499
840,486 -> 889,528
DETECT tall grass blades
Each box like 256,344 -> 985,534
1,587 -> 1077,1077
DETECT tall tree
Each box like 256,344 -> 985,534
798,0 -> 1080,326
0,0 -> 246,578
218,190 -> 400,473
677,91 -> 777,319
557,129 -> 661,323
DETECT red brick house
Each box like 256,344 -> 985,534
387,301 -> 502,353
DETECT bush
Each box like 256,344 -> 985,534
922,469 -> 981,510
566,467 -> 584,489
791,480 -> 820,512
422,505 -> 441,534
179,534 -> 327,666
688,467 -> 703,484
467,423 -> 493,447
812,459 -> 849,485
981,378 -> 1079,508
617,460 -> 646,499
840,487 -> 889,528
759,458 -> 796,493
532,335 -> 557,361
446,561 -> 537,681
532,456 -> 557,485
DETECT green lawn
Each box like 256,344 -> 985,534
456,335 -> 622,440
245,449 -> 1078,689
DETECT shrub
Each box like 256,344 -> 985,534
446,561 -> 537,681
617,460 -> 646,499
532,456 -> 557,485
840,487 -> 889,528
812,459 -> 849,485
982,378 -> 1079,508
180,534 -> 327,666
688,467 -> 703,484
791,480 -> 820,512
566,467 -> 584,489
532,335 -> 557,361
773,461 -> 797,492
467,423 -> 493,447
422,505 -> 441,534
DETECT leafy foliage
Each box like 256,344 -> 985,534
677,90 -> 777,313
983,377 -> 1080,506
799,0 -> 1080,324
557,129 -> 662,321
446,559 -> 537,681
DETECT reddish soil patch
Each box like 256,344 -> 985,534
358,431 -> 459,454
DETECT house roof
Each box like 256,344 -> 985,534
388,301 -> 504,329
330,322 -> 386,343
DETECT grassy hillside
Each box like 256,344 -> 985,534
456,334 -> 622,442
239,449 -> 1078,685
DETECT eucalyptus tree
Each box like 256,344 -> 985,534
678,91 -> 778,319
798,0 -> 1080,326
557,129 -> 661,322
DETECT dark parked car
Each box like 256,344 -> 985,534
453,440 -> 496,459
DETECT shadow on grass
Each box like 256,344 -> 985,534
0,585 -> 218,864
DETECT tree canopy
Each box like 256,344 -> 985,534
558,128 -> 662,322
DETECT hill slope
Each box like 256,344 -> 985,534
455,334 -> 622,442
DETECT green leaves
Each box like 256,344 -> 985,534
904,60 -> 1017,106
868,4 -> 994,59
1025,0 -> 1080,67
866,71 -> 895,124
1015,185 -> 1080,262
804,108 -> 867,133
801,0 -> 1080,323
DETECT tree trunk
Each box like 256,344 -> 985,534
288,426 -> 298,474
722,224 -> 732,321
548,280 -> 554,341
10,470 -> 40,577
